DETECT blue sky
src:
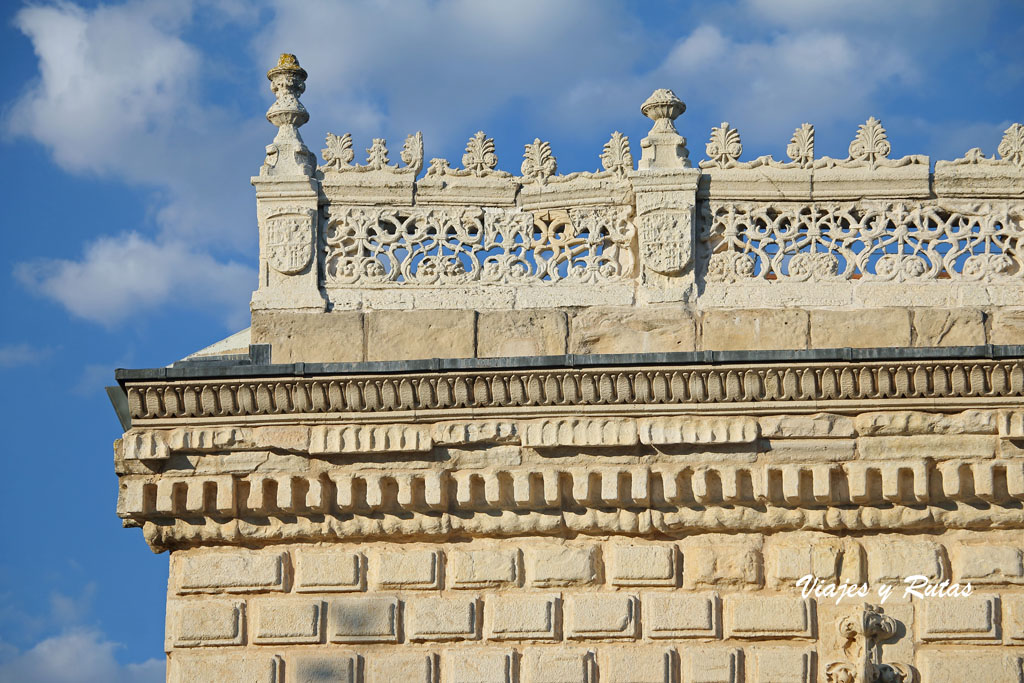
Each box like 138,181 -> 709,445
0,0 -> 1022,679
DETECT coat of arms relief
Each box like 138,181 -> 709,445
263,206 -> 315,275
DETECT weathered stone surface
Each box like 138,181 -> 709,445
442,648 -> 515,683
294,549 -> 363,592
565,593 -> 638,640
171,600 -> 246,647
487,594 -> 560,641
921,594 -> 999,641
328,596 -> 400,643
569,306 -> 696,354
912,308 -> 986,346
252,310 -> 363,363
810,309 -> 911,348
724,596 -> 815,639
365,309 -> 476,361
406,595 -> 479,641
607,544 -> 678,586
701,309 -> 808,350
251,598 -> 322,644
175,551 -> 288,594
758,413 -> 854,439
644,592 -> 719,638
450,548 -> 520,589
526,546 -> 599,587
477,309 -> 567,357
991,308 -> 1024,345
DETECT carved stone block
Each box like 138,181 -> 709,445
487,594 -> 560,641
327,596 -> 400,643
373,548 -> 443,589
175,551 -> 288,594
565,594 -> 638,640
526,546 -> 599,588
251,598 -> 322,644
294,549 -> 364,592
406,596 -> 480,642
644,592 -> 719,639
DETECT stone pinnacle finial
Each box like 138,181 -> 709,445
260,53 -> 314,178
638,89 -> 690,170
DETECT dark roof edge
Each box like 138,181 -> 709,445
115,344 -> 1024,384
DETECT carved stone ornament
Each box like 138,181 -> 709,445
997,122 -> 1024,167
638,211 -> 691,275
700,122 -> 743,169
814,117 -> 927,170
319,131 -> 423,176
600,131 -> 633,175
260,54 -> 315,177
521,139 -> 557,183
263,207 -> 314,275
787,123 -> 815,168
826,604 -> 916,683
638,88 -> 691,170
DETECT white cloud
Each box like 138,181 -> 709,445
255,0 -> 645,160
7,1 -> 264,327
0,630 -> 163,683
15,233 -> 254,328
0,344 -> 52,368
8,1 -> 263,248
653,24 -> 918,152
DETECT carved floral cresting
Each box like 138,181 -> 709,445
701,122 -> 743,169
702,202 -> 1024,281
323,206 -> 635,286
521,139 -> 557,183
815,117 -> 926,169
600,131 -> 633,175
424,131 -> 511,178
826,605 -> 915,683
997,122 -> 1024,167
787,123 -> 815,168
319,132 -> 423,176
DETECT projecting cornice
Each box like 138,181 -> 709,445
119,345 -> 1024,424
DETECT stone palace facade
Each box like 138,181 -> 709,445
111,55 -> 1024,682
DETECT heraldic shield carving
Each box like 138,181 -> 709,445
264,207 -> 315,275
638,210 -> 692,275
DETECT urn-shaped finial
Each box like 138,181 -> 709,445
638,88 -> 690,170
641,89 -> 686,131
260,53 -> 314,177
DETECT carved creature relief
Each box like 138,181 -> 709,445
263,207 -> 314,275
638,211 -> 692,276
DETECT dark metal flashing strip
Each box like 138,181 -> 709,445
116,344 -> 1024,385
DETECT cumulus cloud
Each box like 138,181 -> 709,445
7,1 -> 261,327
15,233 -> 254,328
255,0 -> 645,160
8,1 -> 263,247
0,630 -> 163,683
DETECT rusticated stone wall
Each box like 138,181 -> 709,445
165,534 -> 1024,683
112,54 -> 1024,682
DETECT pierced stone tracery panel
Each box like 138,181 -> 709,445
323,206 -> 635,286
700,202 -> 1024,282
